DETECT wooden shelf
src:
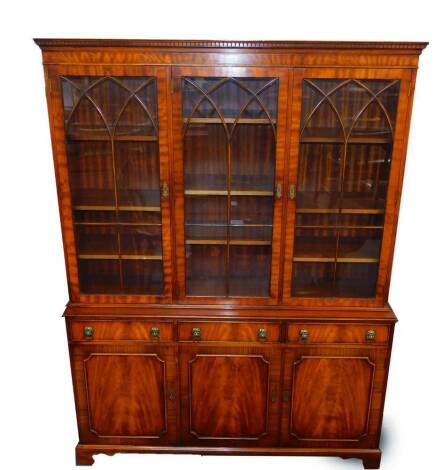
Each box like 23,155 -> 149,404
185,223 -> 273,228
300,136 -> 391,144
78,254 -> 162,260
295,224 -> 384,229
293,257 -> 379,263
186,239 -> 271,246
184,117 -> 276,125
185,189 -> 274,196
296,208 -> 385,215
186,239 -> 226,245
74,222 -> 162,226
74,205 -> 161,212
296,192 -> 385,215
68,134 -> 158,142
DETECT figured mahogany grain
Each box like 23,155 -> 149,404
178,321 -> 280,342
85,353 -> 167,437
70,320 -> 173,341
287,323 -> 390,344
290,356 -> 373,440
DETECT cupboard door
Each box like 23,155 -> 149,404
70,343 -> 178,445
46,65 -> 172,302
283,68 -> 413,306
172,67 -> 289,304
179,346 -> 282,446
281,346 -> 389,447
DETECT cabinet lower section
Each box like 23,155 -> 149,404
67,314 -> 394,469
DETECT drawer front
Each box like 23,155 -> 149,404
287,323 -> 390,344
178,321 -> 281,342
69,320 -> 173,342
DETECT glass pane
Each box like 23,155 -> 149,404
231,124 -> 275,192
122,260 -> 163,295
293,228 -> 337,260
292,78 -> 400,298
61,76 -> 164,295
67,141 -> 115,207
78,259 -> 121,294
336,263 -> 378,298
115,142 -> 160,207
337,228 -> 382,261
229,245 -> 272,297
119,226 -> 162,256
184,124 -> 227,191
342,143 -> 391,211
292,262 -> 335,297
186,244 -> 226,296
75,225 -> 118,255
296,143 -> 342,211
182,76 -> 278,297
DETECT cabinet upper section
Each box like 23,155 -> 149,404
37,40 -> 426,307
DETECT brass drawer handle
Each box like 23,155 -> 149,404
150,327 -> 160,338
258,328 -> 268,339
366,329 -> 376,341
299,329 -> 309,341
162,182 -> 169,199
83,326 -> 94,338
288,183 -> 296,200
191,327 -> 201,339
275,183 -> 282,199
169,388 -> 175,401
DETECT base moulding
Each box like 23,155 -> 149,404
76,443 -> 382,469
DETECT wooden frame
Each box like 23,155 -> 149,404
45,64 -> 173,304
282,67 -> 414,307
172,66 -> 288,305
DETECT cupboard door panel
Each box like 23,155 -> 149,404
281,346 -> 389,448
283,68 -> 413,306
291,356 -> 373,440
180,346 -> 281,446
47,65 -> 172,303
85,354 -> 166,437
173,66 -> 289,304
70,343 -> 178,445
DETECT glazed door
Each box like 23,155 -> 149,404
280,346 -> 389,448
283,68 -> 413,306
172,67 -> 289,304
70,343 -> 178,445
179,346 -> 282,446
46,65 -> 172,302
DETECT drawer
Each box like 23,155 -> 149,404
287,323 -> 390,344
178,321 -> 281,342
69,320 -> 173,342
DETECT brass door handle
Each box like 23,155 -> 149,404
299,329 -> 309,341
366,329 -> 376,341
150,327 -> 160,338
288,183 -> 296,200
191,327 -> 201,339
169,388 -> 176,401
275,183 -> 282,199
162,182 -> 169,199
258,328 -> 268,339
83,326 -> 94,338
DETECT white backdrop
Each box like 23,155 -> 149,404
0,1 -> 433,469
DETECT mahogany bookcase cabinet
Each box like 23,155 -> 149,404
35,39 -> 427,468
